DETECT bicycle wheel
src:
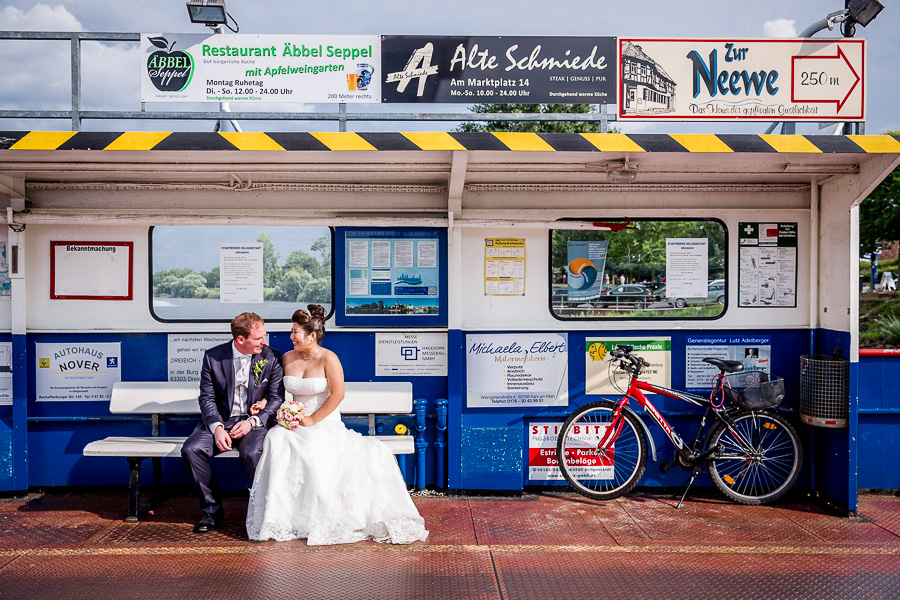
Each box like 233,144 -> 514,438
556,400 -> 648,500
706,411 -> 802,505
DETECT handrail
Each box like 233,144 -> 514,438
0,30 -> 613,132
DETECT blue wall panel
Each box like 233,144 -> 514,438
858,353 -> 900,491
24,331 -> 443,489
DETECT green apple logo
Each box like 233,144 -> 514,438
147,36 -> 194,92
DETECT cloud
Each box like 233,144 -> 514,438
0,3 -> 82,31
763,19 -> 797,37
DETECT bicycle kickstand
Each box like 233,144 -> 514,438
675,467 -> 702,509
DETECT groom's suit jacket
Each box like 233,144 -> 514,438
198,341 -> 285,430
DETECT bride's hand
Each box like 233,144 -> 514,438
300,414 -> 317,427
249,400 -> 266,416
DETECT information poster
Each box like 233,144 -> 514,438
168,334 -> 232,382
466,333 -> 568,407
0,242 -> 10,300
738,223 -> 797,307
566,240 -> 608,302
665,238 -> 708,298
51,241 -> 133,300
585,337 -> 671,395
141,34 -> 381,103
220,243 -> 264,304
685,335 -> 771,391
36,342 -> 121,402
529,421 -> 613,482
484,238 -> 525,296
0,342 -> 11,405
375,333 -> 448,376
344,230 -> 440,317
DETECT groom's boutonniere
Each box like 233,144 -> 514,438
252,359 -> 268,386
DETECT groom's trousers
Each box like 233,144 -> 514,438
181,417 -> 268,516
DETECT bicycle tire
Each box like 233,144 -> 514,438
706,411 -> 802,505
556,400 -> 648,501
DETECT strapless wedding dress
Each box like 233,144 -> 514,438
246,376 -> 428,545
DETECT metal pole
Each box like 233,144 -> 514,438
70,34 -> 81,131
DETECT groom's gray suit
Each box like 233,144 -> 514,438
181,341 -> 284,518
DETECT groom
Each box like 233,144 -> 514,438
182,312 -> 285,533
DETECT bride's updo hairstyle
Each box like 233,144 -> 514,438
292,304 -> 326,343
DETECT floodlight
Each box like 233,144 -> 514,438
186,0 -> 227,26
847,0 -> 884,27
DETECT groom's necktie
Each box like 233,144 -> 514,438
232,354 -> 250,417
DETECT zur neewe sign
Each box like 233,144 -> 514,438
618,38 -> 865,121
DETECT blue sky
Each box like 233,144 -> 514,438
1,1 -> 897,134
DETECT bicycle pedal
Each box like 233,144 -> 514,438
659,459 -> 678,474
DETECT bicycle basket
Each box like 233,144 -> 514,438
723,377 -> 785,410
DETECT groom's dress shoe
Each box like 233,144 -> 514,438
194,513 -> 222,533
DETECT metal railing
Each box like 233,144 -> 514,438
0,31 -> 613,132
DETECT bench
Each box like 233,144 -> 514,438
83,380 -> 415,521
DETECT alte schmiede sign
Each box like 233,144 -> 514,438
618,38 -> 865,121
141,33 -> 381,103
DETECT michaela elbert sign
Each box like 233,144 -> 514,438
141,33 -> 381,103
618,38 -> 865,121
382,36 -> 617,104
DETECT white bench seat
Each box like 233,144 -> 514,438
83,380 -> 415,520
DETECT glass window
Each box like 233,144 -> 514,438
150,225 -> 332,322
550,219 -> 727,320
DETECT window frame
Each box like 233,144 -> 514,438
148,225 -> 335,324
548,217 -> 729,322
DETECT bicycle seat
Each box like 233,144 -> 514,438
702,358 -> 744,373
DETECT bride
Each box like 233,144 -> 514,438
245,304 -> 428,545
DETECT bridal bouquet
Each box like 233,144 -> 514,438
276,399 -> 305,430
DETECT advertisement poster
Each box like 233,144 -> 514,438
585,337 -> 671,395
665,238 -> 708,298
466,333 -> 568,408
344,230 -> 440,317
220,243 -> 264,304
375,333 -> 448,376
685,335 -> 771,391
167,334 -> 232,382
484,238 -> 525,296
36,342 -> 121,402
529,421 -> 614,482
141,33 -> 381,103
619,38 -> 864,121
738,223 -> 798,307
382,36 -> 617,103
0,243 -> 10,300
566,240 -> 608,302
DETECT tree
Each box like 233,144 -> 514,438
282,250 -> 321,278
458,103 -> 616,133
860,129 -> 900,255
257,233 -> 280,287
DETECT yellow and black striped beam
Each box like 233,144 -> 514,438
2,131 -> 899,153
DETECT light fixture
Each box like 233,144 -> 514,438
186,0 -> 228,26
848,0 -> 884,27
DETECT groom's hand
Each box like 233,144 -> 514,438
229,420 -> 252,440
214,426 -> 232,451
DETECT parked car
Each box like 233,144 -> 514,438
596,284 -> 661,309
659,282 -> 726,308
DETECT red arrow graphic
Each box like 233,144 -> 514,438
791,46 -> 860,112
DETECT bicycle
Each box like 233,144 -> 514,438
556,345 -> 802,507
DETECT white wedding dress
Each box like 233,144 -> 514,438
246,376 -> 428,545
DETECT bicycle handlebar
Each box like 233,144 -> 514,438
611,346 -> 650,372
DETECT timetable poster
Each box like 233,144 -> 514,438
738,223 -> 798,308
344,230 -> 440,317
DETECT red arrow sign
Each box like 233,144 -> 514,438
791,46 -> 860,112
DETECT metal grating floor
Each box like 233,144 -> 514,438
0,491 -> 898,599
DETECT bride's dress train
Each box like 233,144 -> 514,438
246,376 -> 428,545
